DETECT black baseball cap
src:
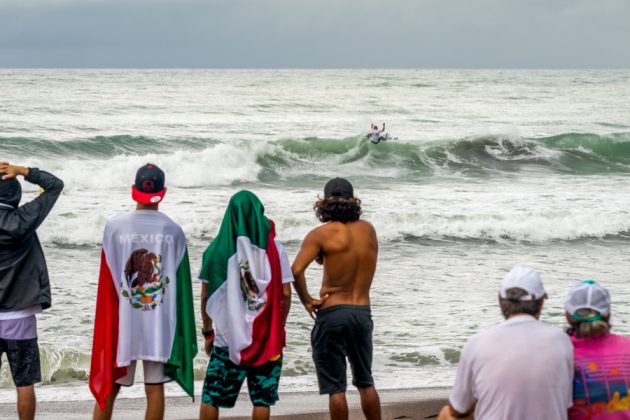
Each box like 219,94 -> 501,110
324,177 -> 354,199
131,163 -> 166,204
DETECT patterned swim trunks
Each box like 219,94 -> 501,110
202,346 -> 282,408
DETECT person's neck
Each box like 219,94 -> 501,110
507,313 -> 539,321
136,203 -> 159,211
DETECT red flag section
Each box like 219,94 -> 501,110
89,250 -> 127,409
239,220 -> 286,366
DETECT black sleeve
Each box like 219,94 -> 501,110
9,168 -> 64,239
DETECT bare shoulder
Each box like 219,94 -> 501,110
303,224 -> 329,242
356,219 -> 375,230
304,222 -> 346,243
353,220 -> 376,235
308,221 -> 375,239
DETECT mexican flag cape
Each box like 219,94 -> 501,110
199,190 -> 285,366
89,211 -> 197,409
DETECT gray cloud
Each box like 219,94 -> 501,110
0,0 -> 628,68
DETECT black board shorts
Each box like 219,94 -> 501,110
311,304 -> 374,395
0,337 -> 41,387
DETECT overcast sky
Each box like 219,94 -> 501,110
1,0 -> 628,68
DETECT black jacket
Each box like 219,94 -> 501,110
0,168 -> 64,312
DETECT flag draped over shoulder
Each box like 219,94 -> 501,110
89,211 -> 197,409
200,190 -> 285,366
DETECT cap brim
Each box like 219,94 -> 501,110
132,186 -> 166,204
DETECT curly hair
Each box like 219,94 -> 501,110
314,196 -> 362,223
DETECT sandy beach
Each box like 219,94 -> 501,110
0,387 -> 450,419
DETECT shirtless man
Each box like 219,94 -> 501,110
292,177 -> 381,420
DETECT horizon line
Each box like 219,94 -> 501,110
1,67 -> 629,71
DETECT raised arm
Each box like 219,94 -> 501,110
0,163 -> 64,239
291,229 -> 328,319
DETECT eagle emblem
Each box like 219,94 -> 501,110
121,249 -> 170,311
239,260 -> 265,311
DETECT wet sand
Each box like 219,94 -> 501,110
0,387 -> 450,419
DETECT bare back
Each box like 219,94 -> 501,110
315,220 -> 378,308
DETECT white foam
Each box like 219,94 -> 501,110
371,210 -> 630,243
20,143 -> 264,191
34,184 -> 630,246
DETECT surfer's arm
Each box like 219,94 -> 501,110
381,123 -> 386,132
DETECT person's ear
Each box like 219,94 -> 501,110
535,297 -> 546,320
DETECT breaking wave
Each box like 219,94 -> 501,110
5,132 -> 630,246
3,132 -> 630,190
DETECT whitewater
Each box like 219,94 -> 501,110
0,69 -> 629,402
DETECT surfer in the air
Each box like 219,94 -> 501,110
366,122 -> 395,144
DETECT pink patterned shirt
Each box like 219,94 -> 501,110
569,333 -> 630,419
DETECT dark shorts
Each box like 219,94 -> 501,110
0,337 -> 41,387
312,304 -> 374,395
202,346 -> 282,408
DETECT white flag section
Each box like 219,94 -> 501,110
102,211 -> 186,366
206,236 -> 272,365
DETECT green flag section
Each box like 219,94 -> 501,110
200,190 -> 270,296
165,248 -> 197,399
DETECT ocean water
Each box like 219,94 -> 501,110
1,69 -> 630,402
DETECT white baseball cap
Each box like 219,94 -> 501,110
499,266 -> 546,301
565,280 -> 611,318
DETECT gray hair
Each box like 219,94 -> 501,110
499,288 -> 544,319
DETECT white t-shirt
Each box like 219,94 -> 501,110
0,304 -> 42,321
449,314 -> 573,420
207,240 -> 294,348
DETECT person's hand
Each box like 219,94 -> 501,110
202,328 -> 215,357
303,294 -> 329,320
204,337 -> 214,357
0,162 -> 10,177
0,163 -> 29,180
437,405 -> 457,420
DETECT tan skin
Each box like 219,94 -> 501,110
291,219 -> 378,316
0,163 -> 29,180
199,274 -> 292,420
1,163 -> 34,420
291,218 -> 381,420
92,199 -> 163,420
